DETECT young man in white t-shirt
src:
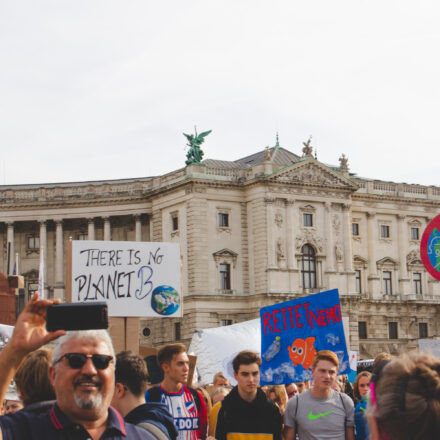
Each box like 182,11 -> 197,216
284,350 -> 355,440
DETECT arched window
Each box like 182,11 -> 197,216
301,244 -> 316,289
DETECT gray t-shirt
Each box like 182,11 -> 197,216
284,389 -> 354,440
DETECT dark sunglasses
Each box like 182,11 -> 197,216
54,353 -> 113,370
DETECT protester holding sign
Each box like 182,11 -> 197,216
284,350 -> 355,440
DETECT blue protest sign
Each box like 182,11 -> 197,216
260,289 -> 349,385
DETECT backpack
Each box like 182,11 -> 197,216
147,385 -> 202,413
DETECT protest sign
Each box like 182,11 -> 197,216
70,240 -> 181,317
260,289 -> 350,385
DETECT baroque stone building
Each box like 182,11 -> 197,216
1,141 -> 439,359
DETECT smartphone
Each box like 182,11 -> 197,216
46,302 -> 108,332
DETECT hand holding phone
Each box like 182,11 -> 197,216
46,302 -> 108,332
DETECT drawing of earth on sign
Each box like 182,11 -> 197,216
427,228 -> 440,271
151,285 -> 180,315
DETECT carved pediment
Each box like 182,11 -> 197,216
376,257 -> 398,268
267,159 -> 358,190
407,249 -> 423,266
213,248 -> 238,267
295,230 -> 324,253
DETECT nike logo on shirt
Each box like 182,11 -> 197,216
308,410 -> 334,420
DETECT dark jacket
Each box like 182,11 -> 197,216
22,400 -> 56,414
125,402 -> 177,440
214,387 -> 282,440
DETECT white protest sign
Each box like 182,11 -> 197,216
71,240 -> 181,317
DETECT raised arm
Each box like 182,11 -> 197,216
0,292 -> 65,404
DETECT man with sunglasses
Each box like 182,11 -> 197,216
0,293 -> 157,439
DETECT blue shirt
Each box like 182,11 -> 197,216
0,402 -> 155,439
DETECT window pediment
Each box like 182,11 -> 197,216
213,248 -> 238,268
376,257 -> 398,269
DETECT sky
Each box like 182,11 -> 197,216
0,0 -> 439,186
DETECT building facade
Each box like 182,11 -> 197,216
1,142 -> 439,359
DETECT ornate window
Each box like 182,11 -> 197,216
419,323 -> 428,338
352,223 -> 359,236
377,257 -> 398,296
408,219 -> 422,242
355,270 -> 362,294
410,227 -> 419,240
353,255 -> 368,295
358,321 -> 367,339
303,213 -> 313,227
174,322 -> 181,340
170,211 -> 179,238
388,322 -> 398,339
380,225 -> 390,238
301,244 -> 316,289
221,319 -> 233,326
213,249 -> 237,294
220,263 -> 231,290
383,271 -> 392,294
218,213 -> 229,228
300,205 -> 316,229
413,272 -> 422,294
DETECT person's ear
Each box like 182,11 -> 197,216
114,383 -> 126,398
49,365 -> 56,386
161,362 -> 170,374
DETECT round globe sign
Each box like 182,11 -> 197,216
420,214 -> 440,280
151,285 -> 180,316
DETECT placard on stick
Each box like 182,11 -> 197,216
69,240 -> 182,318
260,289 -> 350,385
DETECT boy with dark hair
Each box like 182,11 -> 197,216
284,350 -> 355,440
111,351 -> 177,440
212,350 -> 282,440
145,344 -> 207,440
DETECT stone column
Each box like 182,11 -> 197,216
135,215 -> 142,242
54,220 -> 64,300
6,222 -> 14,274
397,214 -> 410,295
342,203 -> 353,272
39,221 -> 47,298
88,218 -> 95,240
325,202 -> 335,272
366,212 -> 376,277
265,198 -> 276,268
366,211 -> 379,298
285,199 -> 296,269
103,217 -> 111,241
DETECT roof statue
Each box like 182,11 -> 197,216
339,153 -> 349,173
302,136 -> 314,158
274,132 -> 280,148
184,127 -> 212,165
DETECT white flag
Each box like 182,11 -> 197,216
38,246 -> 44,298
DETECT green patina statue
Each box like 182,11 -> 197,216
184,127 -> 212,165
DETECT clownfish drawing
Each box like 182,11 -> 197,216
287,337 -> 317,370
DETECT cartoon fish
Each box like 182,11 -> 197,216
287,337 -> 317,370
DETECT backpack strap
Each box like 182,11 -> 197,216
147,385 -> 161,403
137,422 -> 169,440
188,387 -> 202,412
338,392 -> 347,428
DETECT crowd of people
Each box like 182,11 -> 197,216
0,293 -> 439,439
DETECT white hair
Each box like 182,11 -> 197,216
52,330 -> 115,366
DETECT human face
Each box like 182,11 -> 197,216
285,383 -> 298,399
234,363 -> 260,397
214,378 -> 229,387
5,400 -> 23,414
164,352 -> 189,384
296,382 -> 305,393
358,375 -> 370,398
49,337 -> 115,420
312,360 -> 337,392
